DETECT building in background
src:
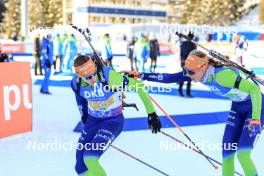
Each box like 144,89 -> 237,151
67,0 -> 182,26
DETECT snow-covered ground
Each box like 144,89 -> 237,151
0,84 -> 263,176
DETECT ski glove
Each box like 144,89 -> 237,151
248,119 -> 261,137
45,59 -> 52,68
124,71 -> 143,79
148,112 -> 161,133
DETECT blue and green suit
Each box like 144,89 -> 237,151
71,66 -> 155,176
142,67 -> 263,176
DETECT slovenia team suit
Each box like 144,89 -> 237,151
71,65 -> 159,175
141,66 -> 263,176
40,36 -> 54,94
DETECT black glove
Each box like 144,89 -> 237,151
45,59 -> 51,68
148,112 -> 161,133
123,71 -> 143,79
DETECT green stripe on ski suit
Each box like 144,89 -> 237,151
214,68 -> 262,120
108,70 -> 155,114
223,149 -> 258,176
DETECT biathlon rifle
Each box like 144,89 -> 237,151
71,25 -> 139,111
175,32 -> 264,86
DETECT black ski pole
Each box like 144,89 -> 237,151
111,145 -> 170,176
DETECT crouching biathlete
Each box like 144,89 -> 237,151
71,55 -> 161,176
134,49 -> 263,176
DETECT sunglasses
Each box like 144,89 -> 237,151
183,67 -> 196,76
82,72 -> 97,81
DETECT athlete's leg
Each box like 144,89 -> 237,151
150,58 -> 154,72
129,57 -> 134,71
222,109 -> 244,176
237,149 -> 257,176
237,122 -> 258,176
67,51 -> 75,71
75,118 -> 102,175
236,100 -> 263,176
82,115 -> 124,176
153,58 -> 157,72
237,95 -> 264,176
40,63 -> 51,93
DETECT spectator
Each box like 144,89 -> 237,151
236,35 -> 248,66
0,43 -> 11,62
148,32 -> 160,72
40,34 -> 54,94
34,33 -> 43,75
127,34 -> 137,71
101,33 -> 113,67
54,34 -> 64,72
133,32 -> 150,72
178,32 -> 197,97
61,33 -> 68,72
63,34 -> 77,72
12,35 -> 18,41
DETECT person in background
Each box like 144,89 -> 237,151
0,42 -> 6,62
0,42 -> 13,63
133,32 -> 150,72
236,35 -> 248,66
0,53 -> 9,62
12,35 -> 18,41
21,36 -> 26,42
178,32 -> 197,97
40,34 -> 54,94
62,33 -> 69,72
207,33 -> 213,42
148,32 -> 160,73
127,34 -> 137,71
101,33 -> 113,67
54,34 -> 64,72
34,33 -> 43,75
64,34 -> 77,72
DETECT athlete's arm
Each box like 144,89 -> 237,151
71,78 -> 89,124
142,71 -> 191,83
215,69 -> 262,120
108,70 -> 155,114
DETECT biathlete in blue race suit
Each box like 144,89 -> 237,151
71,55 -> 162,176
